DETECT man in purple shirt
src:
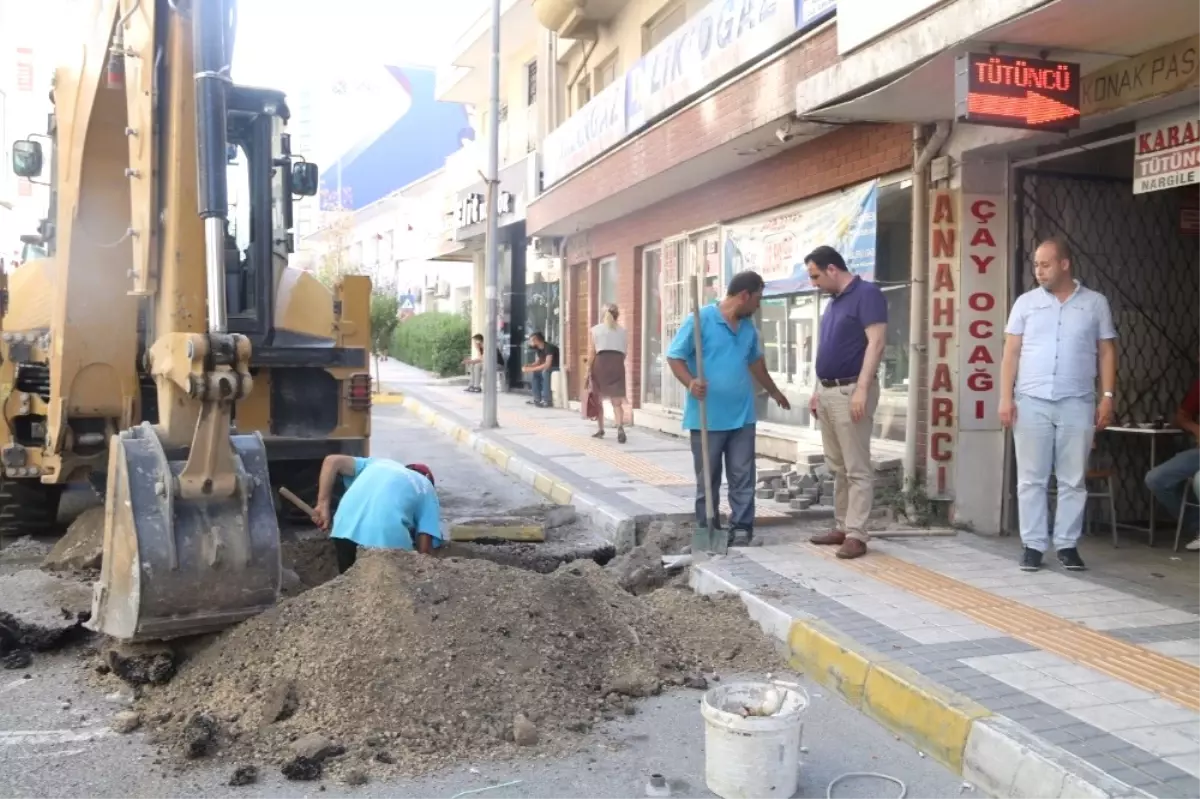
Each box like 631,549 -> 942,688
804,246 -> 889,559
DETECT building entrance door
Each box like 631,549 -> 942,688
568,262 -> 590,401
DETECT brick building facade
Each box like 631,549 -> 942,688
555,122 -> 912,405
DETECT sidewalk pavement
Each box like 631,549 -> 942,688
379,359 -> 1200,799
375,359 -> 835,548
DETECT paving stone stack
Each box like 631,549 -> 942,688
755,455 -> 903,517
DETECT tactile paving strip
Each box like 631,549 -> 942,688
801,543 -> 1200,710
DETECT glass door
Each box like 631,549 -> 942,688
659,236 -> 689,412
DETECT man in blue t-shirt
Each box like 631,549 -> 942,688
313,455 -> 444,573
666,270 -> 790,547
804,246 -> 888,561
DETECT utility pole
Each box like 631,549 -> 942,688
480,0 -> 502,429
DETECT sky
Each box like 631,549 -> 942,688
233,0 -> 487,93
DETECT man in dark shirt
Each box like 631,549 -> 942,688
804,246 -> 888,560
463,333 -> 506,393
523,332 -> 559,407
1145,377 -> 1200,551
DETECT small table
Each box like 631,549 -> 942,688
1103,425 -> 1185,544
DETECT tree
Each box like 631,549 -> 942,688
313,209 -> 357,289
369,284 -> 400,389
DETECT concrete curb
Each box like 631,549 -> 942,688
375,391 -> 637,552
689,563 -> 1154,799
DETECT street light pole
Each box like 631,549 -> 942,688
480,0 -> 502,429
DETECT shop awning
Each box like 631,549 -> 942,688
796,0 -> 1199,126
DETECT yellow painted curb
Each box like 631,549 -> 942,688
788,619 -> 990,774
533,474 -> 555,496
549,482 -> 573,504
788,620 -> 872,707
371,394 -> 405,405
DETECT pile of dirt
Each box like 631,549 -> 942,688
280,536 -> 340,596
0,534 -> 53,561
609,520 -> 692,595
136,551 -> 779,776
41,506 -> 105,573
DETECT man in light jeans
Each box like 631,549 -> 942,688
804,246 -> 888,560
1000,236 -> 1117,572
1145,378 -> 1200,551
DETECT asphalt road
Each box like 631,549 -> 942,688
0,403 -> 967,798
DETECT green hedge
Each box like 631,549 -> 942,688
391,312 -> 472,377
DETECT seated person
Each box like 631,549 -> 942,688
313,455 -> 443,573
523,332 -> 559,407
1145,377 -> 1200,551
462,333 -> 506,393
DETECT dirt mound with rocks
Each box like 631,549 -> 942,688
41,506 -> 105,573
136,551 -> 779,777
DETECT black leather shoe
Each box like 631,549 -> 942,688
1020,548 -> 1043,572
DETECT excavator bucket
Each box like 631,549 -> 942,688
87,422 -> 281,642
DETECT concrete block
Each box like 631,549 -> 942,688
756,488 -> 774,499
806,453 -> 826,464
773,490 -> 791,503
793,506 -> 835,519
799,474 -> 816,490
790,497 -> 813,510
450,517 -> 546,543
872,458 -> 903,472
757,468 -> 784,481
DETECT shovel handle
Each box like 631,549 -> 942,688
690,280 -> 716,530
278,486 -> 316,518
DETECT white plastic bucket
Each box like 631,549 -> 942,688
700,681 -> 809,799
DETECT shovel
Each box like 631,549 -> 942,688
689,281 -> 727,558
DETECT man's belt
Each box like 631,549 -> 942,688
818,377 -> 857,388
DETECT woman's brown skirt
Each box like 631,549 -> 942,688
591,351 -> 627,398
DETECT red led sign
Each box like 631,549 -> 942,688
955,53 -> 1081,132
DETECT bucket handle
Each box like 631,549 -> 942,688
770,679 -> 807,754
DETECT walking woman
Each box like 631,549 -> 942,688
588,304 -> 629,442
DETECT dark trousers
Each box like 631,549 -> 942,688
333,538 -> 358,574
690,424 -> 756,532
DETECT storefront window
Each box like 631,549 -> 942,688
598,256 -> 618,309
746,178 -> 913,440
642,247 -> 663,405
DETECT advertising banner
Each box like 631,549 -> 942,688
541,0 -> 837,188
625,0 -> 797,132
1133,106 -> 1200,195
721,180 -> 878,296
540,79 -> 627,188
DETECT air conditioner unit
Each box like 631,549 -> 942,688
526,150 -> 544,200
532,236 -> 560,258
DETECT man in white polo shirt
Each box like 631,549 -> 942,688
999,236 -> 1117,573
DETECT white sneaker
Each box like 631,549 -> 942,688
1187,538 -> 1200,551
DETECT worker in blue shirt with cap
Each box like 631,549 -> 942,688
312,455 -> 443,573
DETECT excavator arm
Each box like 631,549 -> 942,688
21,0 -> 301,641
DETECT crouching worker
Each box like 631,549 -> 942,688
312,455 -> 444,573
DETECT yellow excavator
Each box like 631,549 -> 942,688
4,0 -> 372,641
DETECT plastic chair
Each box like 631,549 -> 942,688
1084,464 -> 1119,547
1174,471 -> 1200,553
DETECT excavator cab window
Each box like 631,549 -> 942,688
225,140 -> 255,318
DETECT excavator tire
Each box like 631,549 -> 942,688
0,479 -> 65,537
